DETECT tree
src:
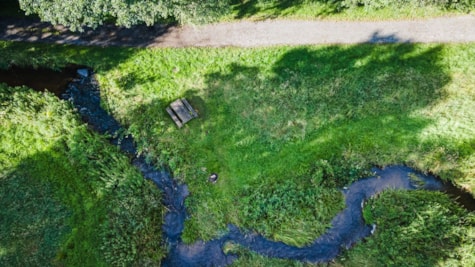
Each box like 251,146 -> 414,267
18,0 -> 230,31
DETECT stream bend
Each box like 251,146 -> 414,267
62,69 -> 469,266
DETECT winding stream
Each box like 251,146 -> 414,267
2,66 -> 474,266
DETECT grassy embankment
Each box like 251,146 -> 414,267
1,41 -> 474,266
0,46 -> 165,266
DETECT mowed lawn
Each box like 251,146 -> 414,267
1,41 -> 475,265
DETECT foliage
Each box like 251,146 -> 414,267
18,0 -> 230,31
342,190 -> 475,266
5,0 -> 475,26
1,41 -> 475,266
240,161 -> 344,246
0,84 -> 165,266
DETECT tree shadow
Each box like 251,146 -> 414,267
203,43 -> 447,151
0,165 -> 71,265
0,17 -> 175,47
232,0 -> 341,20
367,30 -> 413,44
0,41 -> 138,72
112,35 -> 471,263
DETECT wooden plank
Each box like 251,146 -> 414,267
166,107 -> 183,128
170,99 -> 193,123
181,98 -> 198,118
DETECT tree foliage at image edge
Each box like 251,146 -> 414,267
18,0 -> 230,31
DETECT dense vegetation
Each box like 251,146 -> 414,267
345,190 -> 475,266
1,41 -> 474,265
17,0 -> 229,31
0,84 -> 165,266
1,0 -> 473,30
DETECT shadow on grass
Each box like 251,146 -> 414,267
112,34 -> 471,265
0,41 -> 137,71
195,41 -> 448,183
232,0 -> 341,19
0,166 -> 71,266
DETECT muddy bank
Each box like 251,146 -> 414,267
9,66 -> 474,266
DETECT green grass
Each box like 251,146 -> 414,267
226,0 -> 474,21
96,44 -> 474,243
1,41 -> 475,265
342,190 -> 475,266
0,84 -> 165,266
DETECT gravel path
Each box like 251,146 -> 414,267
1,15 -> 474,47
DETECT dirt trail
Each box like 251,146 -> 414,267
1,15 -> 474,47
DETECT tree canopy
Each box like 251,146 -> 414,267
18,0 -> 230,31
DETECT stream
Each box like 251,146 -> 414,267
1,66 -> 474,266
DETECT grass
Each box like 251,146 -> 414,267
97,44 -> 474,243
342,190 -> 475,266
1,41 -> 475,265
1,0 -> 473,22
0,84 -> 165,266
226,0 -> 473,21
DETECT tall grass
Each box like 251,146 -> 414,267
1,41 -> 474,265
343,190 -> 475,266
0,84 -> 165,266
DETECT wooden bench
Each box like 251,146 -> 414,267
166,98 -> 198,128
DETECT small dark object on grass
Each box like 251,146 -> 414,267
209,173 -> 218,183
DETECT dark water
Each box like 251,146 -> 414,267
6,66 -> 475,266
0,65 -> 80,96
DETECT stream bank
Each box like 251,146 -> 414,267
2,65 -> 474,266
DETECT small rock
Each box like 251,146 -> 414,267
370,224 -> 376,235
77,68 -> 89,78
208,173 -> 218,183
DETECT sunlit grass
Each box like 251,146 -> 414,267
225,0 -> 471,22
342,190 -> 475,266
91,44 -> 475,247
1,41 -> 474,264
